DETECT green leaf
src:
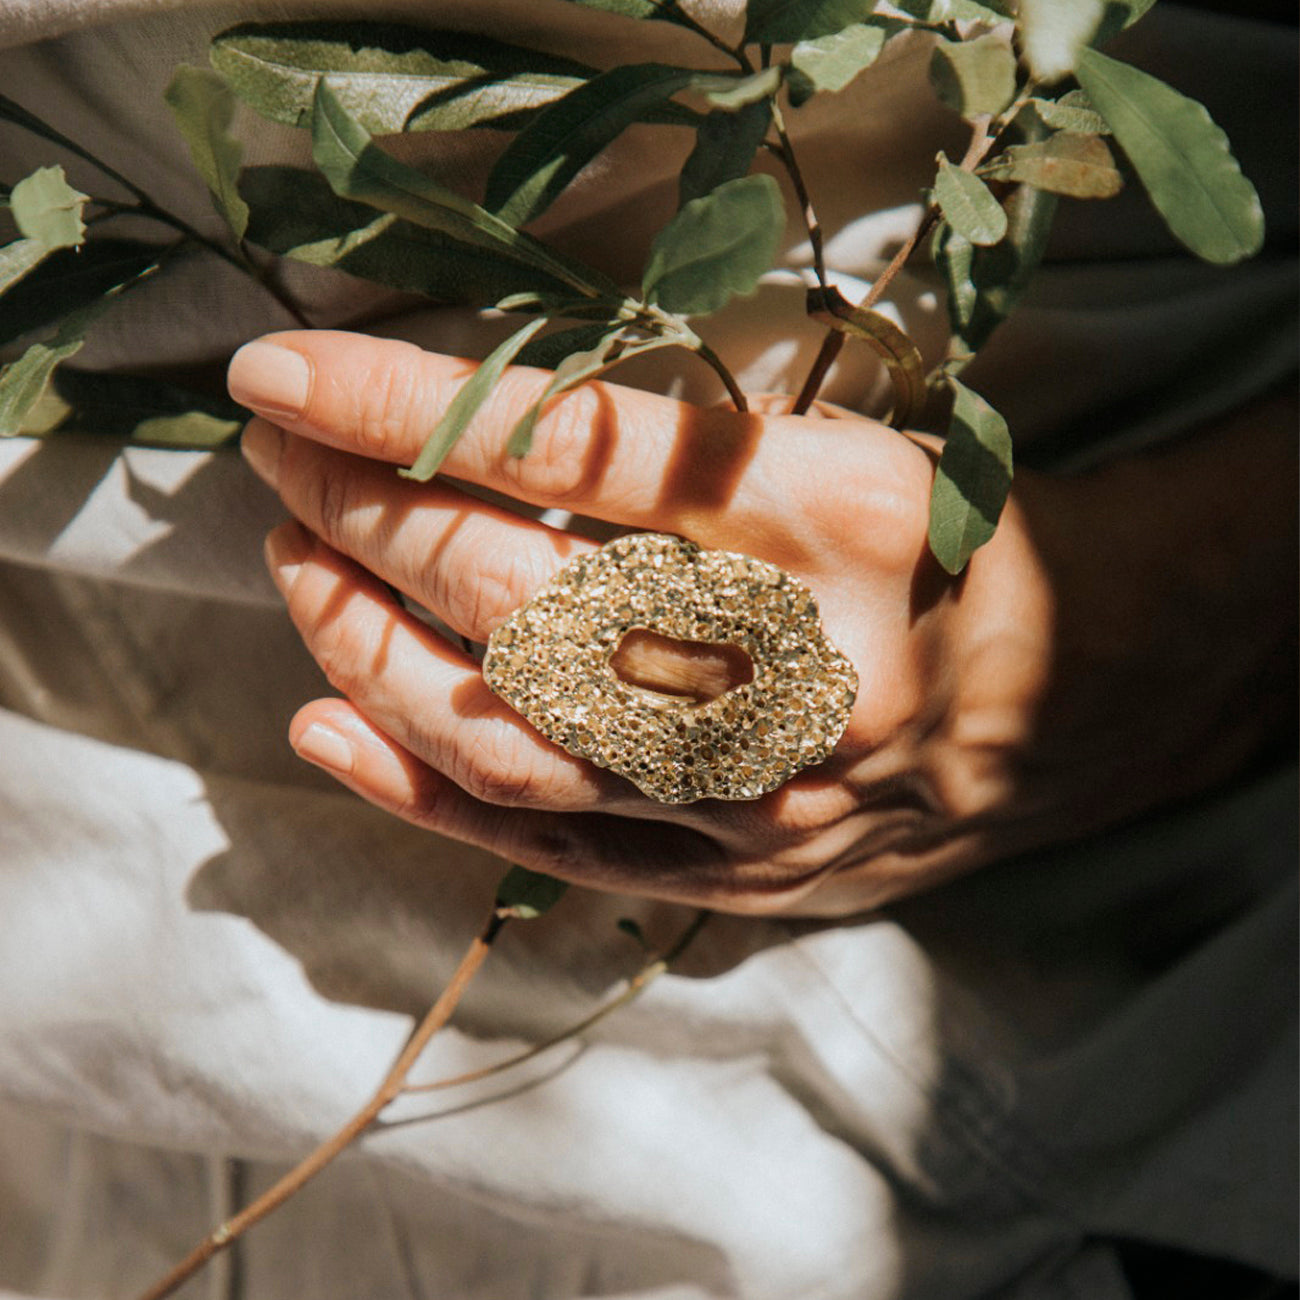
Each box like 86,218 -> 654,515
787,24 -> 885,107
806,285 -> 925,429
679,102 -> 771,207
515,320 -> 623,370
164,66 -> 250,240
0,238 -> 163,347
893,0 -> 1011,18
1075,48 -> 1263,265
927,377 -> 1012,574
17,368 -> 245,447
934,179 -> 1057,354
929,34 -> 1016,120
0,303 -> 109,436
495,864 -> 568,918
210,21 -> 595,133
1017,0 -> 1103,83
642,174 -> 784,316
400,316 -> 549,481
933,155 -> 1007,246
1029,89 -> 1110,135
1092,0 -> 1158,45
309,80 -> 615,299
560,0 -> 699,25
693,66 -> 783,110
485,64 -> 699,228
982,132 -> 1121,198
10,166 -> 88,250
0,239 -> 49,296
241,165 -> 578,304
744,0 -> 879,44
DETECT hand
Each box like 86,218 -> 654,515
228,332 -> 1295,916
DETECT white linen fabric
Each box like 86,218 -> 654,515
0,3 -> 1295,1298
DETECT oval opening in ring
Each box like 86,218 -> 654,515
609,628 -> 755,706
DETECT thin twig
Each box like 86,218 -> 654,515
135,908 -> 512,1300
768,101 -> 828,292
403,909 -> 711,1095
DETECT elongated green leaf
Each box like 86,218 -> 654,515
11,166 -> 88,249
211,22 -> 595,132
806,285 -> 925,428
934,179 -> 1057,354
1018,0 -> 1102,82
18,368 -> 245,447
642,174 -> 783,316
1093,0 -> 1158,45
508,324 -> 625,456
165,66 -> 250,239
1029,89 -> 1109,135
400,316 -> 548,481
929,35 -> 1016,119
0,239 -> 48,296
560,0 -> 703,26
515,321 -> 622,370
933,155 -> 1007,246
241,165 -> 578,304
310,81 -> 614,299
694,66 -> 782,110
0,238 -> 162,347
982,132 -> 1121,198
486,64 -> 699,228
495,864 -> 567,919
744,0 -> 878,44
0,303 -> 109,435
1075,48 -> 1263,265
928,377 -> 1012,574
788,24 -> 885,107
894,0 -> 1010,18
679,101 -> 771,207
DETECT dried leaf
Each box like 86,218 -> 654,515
1076,48 -> 1264,264
982,132 -> 1121,198
641,174 -> 784,316
933,154 -> 1007,246
164,66 -> 250,240
927,377 -> 1012,574
210,21 -> 594,132
400,316 -> 549,481
10,165 -> 88,250
929,34 -> 1016,119
806,285 -> 925,428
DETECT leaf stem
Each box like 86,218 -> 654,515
403,909 -> 710,1096
135,907 -> 511,1300
695,336 -> 749,412
768,100 -> 828,292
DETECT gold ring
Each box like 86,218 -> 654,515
483,533 -> 857,803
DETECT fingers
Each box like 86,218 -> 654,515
243,417 -> 597,642
266,519 -> 623,814
227,330 -> 869,551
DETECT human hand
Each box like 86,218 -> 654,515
228,332 -> 1295,917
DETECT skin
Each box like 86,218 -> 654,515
229,331 -> 1296,917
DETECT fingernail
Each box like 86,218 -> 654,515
294,722 -> 355,775
228,340 -> 312,420
264,520 -> 311,591
241,420 -> 283,486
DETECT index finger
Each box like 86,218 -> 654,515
226,329 -> 872,549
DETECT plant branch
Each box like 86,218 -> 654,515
768,100 -> 828,292
790,91 -> 1032,416
135,907 -> 512,1300
403,909 -> 711,1095
646,0 -> 753,72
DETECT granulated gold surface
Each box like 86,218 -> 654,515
483,533 -> 857,803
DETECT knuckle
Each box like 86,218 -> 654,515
501,385 -> 600,504
352,345 -> 431,458
456,728 -> 566,810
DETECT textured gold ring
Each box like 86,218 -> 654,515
482,533 -> 857,803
